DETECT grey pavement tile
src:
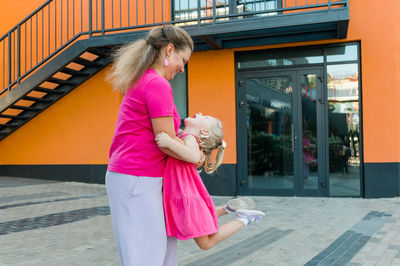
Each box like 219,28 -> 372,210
304,211 -> 392,266
388,244 -> 400,250
184,228 -> 293,266
0,176 -> 60,187
0,193 -> 106,210
0,191 -> 70,203
0,206 -> 110,235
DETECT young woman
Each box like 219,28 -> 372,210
105,25 -> 194,266
156,113 -> 265,250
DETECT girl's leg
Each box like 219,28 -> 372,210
193,209 -> 265,250
215,206 -> 228,217
194,220 -> 244,250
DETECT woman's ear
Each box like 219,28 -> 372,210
165,43 -> 174,57
200,129 -> 210,139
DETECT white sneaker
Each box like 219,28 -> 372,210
235,209 -> 265,225
224,197 -> 256,214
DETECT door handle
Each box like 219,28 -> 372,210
291,124 -> 294,153
239,101 -> 245,108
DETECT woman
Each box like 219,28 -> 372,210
105,25 -> 193,266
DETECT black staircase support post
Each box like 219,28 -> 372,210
89,0 -> 93,38
101,0 -> 105,35
17,25 -> 21,85
197,0 -> 201,25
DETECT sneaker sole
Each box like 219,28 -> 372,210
236,209 -> 265,216
227,197 -> 256,211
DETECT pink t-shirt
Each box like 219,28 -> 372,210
107,69 -> 181,177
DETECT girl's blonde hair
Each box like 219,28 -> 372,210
199,118 -> 225,174
107,25 -> 194,94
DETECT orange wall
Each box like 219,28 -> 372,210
0,67 -> 120,164
0,0 -> 399,165
187,50 -> 236,164
0,0 -> 47,37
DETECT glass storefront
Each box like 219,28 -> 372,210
236,43 -> 361,197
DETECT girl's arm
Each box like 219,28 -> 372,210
155,132 -> 204,164
151,116 -> 187,161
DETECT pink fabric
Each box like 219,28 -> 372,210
108,69 -> 181,177
163,134 -> 218,240
303,138 -> 316,163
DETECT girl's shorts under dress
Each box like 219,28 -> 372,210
163,156 -> 218,240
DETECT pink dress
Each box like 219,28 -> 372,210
163,134 -> 218,240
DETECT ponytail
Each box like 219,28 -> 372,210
107,25 -> 193,94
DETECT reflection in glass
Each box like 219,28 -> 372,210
170,72 -> 187,119
246,76 -> 294,190
301,74 -> 318,190
173,0 -> 278,24
327,45 -> 358,62
327,63 -> 360,196
238,48 -> 323,69
238,0 -> 277,18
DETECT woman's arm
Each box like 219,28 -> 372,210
151,116 -> 191,161
155,132 -> 203,164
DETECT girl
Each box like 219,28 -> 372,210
155,113 -> 265,250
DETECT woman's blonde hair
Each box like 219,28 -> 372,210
199,118 -> 225,174
107,25 -> 194,94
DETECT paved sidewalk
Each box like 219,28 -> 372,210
1,176 -> 400,265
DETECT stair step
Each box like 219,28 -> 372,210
10,105 -> 41,111
59,68 -> 90,77
87,48 -> 111,57
22,96 -> 53,103
0,114 -> 29,119
33,87 -> 66,94
46,77 -> 77,85
0,123 -> 19,128
72,58 -> 103,67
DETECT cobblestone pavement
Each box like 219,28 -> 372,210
1,176 -> 400,266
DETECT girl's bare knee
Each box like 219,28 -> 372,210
194,237 -> 212,250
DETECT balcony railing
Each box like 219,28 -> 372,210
0,0 -> 348,96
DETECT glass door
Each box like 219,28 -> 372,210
237,68 -> 327,196
297,69 -> 326,196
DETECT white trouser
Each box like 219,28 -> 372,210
106,171 -> 177,266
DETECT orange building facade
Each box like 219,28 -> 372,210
0,0 -> 399,197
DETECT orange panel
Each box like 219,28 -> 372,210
188,50 -> 236,164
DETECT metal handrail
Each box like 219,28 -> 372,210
0,0 -> 348,96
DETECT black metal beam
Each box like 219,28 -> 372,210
0,114 -> 28,119
33,87 -> 66,94
199,35 -> 221,50
337,20 -> 349,39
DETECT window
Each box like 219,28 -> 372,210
237,48 -> 323,69
169,71 -> 188,120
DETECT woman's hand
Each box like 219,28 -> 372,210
155,132 -> 173,148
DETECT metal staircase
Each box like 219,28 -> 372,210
0,47 -> 111,140
0,0 -> 349,141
